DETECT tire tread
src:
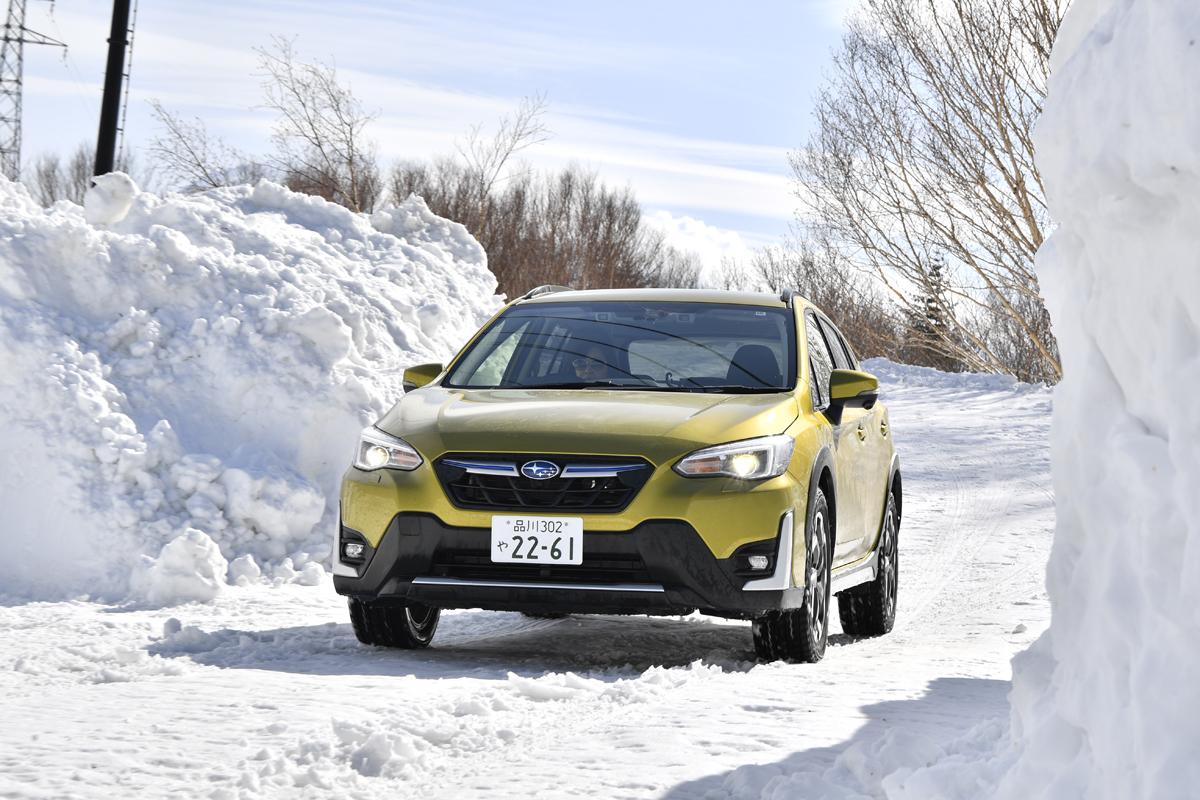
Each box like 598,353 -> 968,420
347,598 -> 439,649
751,490 -> 831,664
837,492 -> 899,637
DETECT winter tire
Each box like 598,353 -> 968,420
348,598 -> 440,648
752,489 -> 832,663
837,491 -> 899,637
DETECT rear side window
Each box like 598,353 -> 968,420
838,332 -> 859,370
805,312 -> 835,409
817,316 -> 857,371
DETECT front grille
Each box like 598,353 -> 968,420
431,548 -> 653,584
434,454 -> 653,513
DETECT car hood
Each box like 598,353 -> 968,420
376,386 -> 799,464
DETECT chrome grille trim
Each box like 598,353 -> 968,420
560,464 -> 647,478
439,458 -> 647,479
440,459 -> 520,476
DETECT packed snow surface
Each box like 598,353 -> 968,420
0,175 -> 500,601
0,362 -> 1056,798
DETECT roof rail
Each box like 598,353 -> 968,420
519,284 -> 574,301
780,288 -> 797,306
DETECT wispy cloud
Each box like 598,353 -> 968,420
22,0 -> 822,243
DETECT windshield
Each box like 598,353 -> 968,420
444,301 -> 796,393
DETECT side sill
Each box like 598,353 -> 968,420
830,547 -> 878,595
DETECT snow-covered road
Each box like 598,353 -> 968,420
0,363 -> 1054,799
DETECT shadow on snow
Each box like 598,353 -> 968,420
145,610 -> 874,681
658,675 -> 1011,799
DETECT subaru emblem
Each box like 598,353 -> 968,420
521,460 -> 560,480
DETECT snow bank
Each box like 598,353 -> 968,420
0,175 -> 500,601
862,359 -> 1024,394
996,1 -> 1200,797
849,2 -> 1200,798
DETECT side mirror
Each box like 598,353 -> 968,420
402,362 -> 444,392
825,369 -> 880,424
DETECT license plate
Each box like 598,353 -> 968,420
490,516 -> 583,565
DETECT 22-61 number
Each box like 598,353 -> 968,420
508,535 -> 574,561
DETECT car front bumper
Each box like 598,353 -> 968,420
332,512 -> 808,619
339,458 -> 808,561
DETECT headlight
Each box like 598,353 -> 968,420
353,427 -> 423,471
673,435 -> 795,480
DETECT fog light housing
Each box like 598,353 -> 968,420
343,542 -> 365,560
747,555 -> 770,571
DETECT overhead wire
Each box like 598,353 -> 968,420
44,1 -> 99,123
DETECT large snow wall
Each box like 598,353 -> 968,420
795,2 -> 1200,797
995,1 -> 1200,797
0,175 -> 501,601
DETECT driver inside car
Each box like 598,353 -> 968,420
571,343 -> 614,382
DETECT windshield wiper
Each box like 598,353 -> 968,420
505,381 -> 783,394
514,380 -> 630,390
701,385 -> 787,394
511,381 -> 703,392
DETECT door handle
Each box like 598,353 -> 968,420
856,425 -> 867,442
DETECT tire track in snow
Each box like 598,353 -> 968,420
0,368 -> 1056,800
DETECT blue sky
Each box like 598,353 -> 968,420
21,0 -> 850,267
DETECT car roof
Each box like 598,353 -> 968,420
517,287 -> 811,309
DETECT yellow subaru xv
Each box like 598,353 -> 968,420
334,288 -> 901,662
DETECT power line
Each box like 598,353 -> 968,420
46,2 -> 100,121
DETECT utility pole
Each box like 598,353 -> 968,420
0,0 -> 66,180
93,0 -> 130,176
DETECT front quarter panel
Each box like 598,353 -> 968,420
784,414 -> 833,586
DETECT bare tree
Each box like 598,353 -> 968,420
27,143 -> 145,206
793,0 -> 1065,382
751,237 -> 901,359
391,160 -> 699,296
29,147 -> 88,205
148,101 -> 265,191
386,97 -> 699,294
649,248 -> 702,290
256,37 -> 380,212
456,94 -> 550,227
714,257 -> 756,292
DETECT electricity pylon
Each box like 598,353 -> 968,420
0,0 -> 66,180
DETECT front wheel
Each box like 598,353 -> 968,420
752,489 -> 832,663
348,598 -> 440,648
837,491 -> 899,637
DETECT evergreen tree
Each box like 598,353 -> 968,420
901,254 -> 964,372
